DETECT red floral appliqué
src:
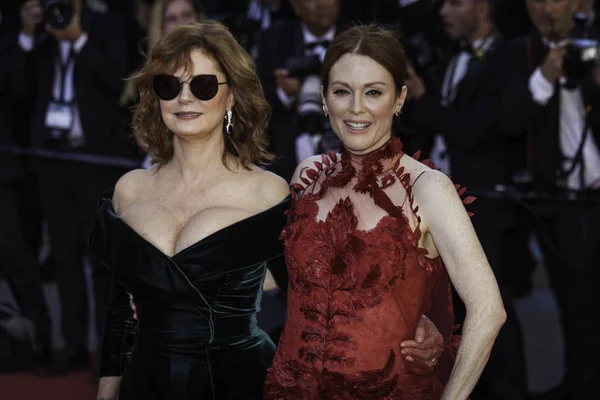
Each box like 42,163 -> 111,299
266,138 -> 470,399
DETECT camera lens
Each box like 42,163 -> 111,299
564,13 -> 600,88
297,76 -> 325,135
42,0 -> 74,30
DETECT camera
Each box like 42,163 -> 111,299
283,54 -> 325,135
296,75 -> 324,135
288,57 -> 340,155
285,55 -> 322,79
564,12 -> 600,88
294,75 -> 340,158
40,0 -> 73,30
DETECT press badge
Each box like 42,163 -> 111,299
45,102 -> 74,131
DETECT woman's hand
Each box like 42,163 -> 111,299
263,269 -> 279,291
129,294 -> 137,320
400,315 -> 444,372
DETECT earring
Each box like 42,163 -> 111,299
395,105 -> 402,117
322,105 -> 328,116
225,109 -> 233,134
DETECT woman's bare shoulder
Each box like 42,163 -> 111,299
401,155 -> 453,193
246,166 -> 291,206
113,168 -> 154,212
404,161 -> 470,233
399,156 -> 463,227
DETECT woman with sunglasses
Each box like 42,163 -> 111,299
89,21 -> 290,399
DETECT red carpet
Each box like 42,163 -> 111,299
0,369 -> 97,400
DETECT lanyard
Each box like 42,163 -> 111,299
441,56 -> 460,107
57,45 -> 76,103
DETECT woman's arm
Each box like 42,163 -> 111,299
97,376 -> 122,400
415,170 -> 506,400
94,275 -> 136,400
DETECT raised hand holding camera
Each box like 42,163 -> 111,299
20,0 -> 83,43
20,0 -> 44,37
541,39 -> 569,83
46,13 -> 82,43
43,0 -> 83,43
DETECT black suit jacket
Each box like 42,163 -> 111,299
412,36 -> 514,231
256,19 -> 344,180
501,29 -> 600,191
0,22 -> 25,183
13,9 -> 131,157
256,19 -> 308,113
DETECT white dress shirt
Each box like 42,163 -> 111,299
529,65 -> 600,189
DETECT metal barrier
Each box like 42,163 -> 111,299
0,146 -> 142,169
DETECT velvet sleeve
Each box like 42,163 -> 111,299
88,203 -> 137,377
267,252 -> 289,297
98,274 -> 137,377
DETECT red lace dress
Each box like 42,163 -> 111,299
265,138 -> 462,399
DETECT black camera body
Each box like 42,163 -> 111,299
284,56 -> 340,154
40,0 -> 73,30
285,55 -> 322,80
281,54 -> 324,135
564,12 -> 600,87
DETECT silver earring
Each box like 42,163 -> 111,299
395,105 -> 402,117
322,105 -> 328,116
225,109 -> 233,134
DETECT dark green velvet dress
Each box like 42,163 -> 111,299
89,190 -> 290,399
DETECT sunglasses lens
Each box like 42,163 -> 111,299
190,75 -> 219,101
153,75 -> 181,100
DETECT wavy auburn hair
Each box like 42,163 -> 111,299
132,20 -> 273,167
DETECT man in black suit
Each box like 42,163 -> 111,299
501,0 -> 600,398
405,0 -> 528,398
15,0 -> 132,375
0,1 -> 50,363
256,0 -> 342,181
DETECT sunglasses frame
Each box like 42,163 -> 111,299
152,74 -> 229,101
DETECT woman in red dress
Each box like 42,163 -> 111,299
265,24 -> 506,400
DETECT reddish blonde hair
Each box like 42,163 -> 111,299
322,24 -> 407,94
132,20 -> 273,167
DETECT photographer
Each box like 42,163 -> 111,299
14,0 -> 130,376
501,0 -> 600,398
256,0 -> 341,181
0,1 -> 50,370
405,1 -> 529,398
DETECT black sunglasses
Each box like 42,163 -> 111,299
152,74 -> 229,101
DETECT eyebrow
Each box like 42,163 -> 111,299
330,81 -> 388,87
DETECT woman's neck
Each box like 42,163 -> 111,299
168,132 -> 231,185
341,136 -> 404,175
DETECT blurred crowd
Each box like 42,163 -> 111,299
1,0 -> 600,399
